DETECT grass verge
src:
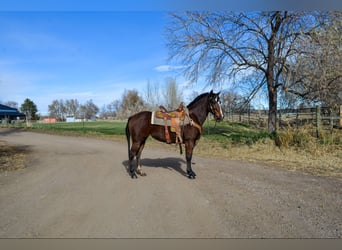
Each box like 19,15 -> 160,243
197,122 -> 342,178
0,140 -> 27,172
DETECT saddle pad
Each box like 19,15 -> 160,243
151,111 -> 191,126
155,111 -> 185,120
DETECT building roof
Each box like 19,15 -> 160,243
0,104 -> 26,118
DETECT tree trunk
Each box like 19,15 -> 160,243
266,12 -> 281,133
267,43 -> 278,133
268,86 -> 277,132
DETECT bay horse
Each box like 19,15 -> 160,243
125,90 -> 224,179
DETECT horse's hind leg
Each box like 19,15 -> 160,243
129,142 -> 140,178
136,140 -> 147,176
129,139 -> 147,178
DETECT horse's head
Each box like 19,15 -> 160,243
208,90 -> 224,122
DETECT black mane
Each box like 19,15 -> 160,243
187,92 -> 209,108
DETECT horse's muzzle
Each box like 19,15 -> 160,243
215,115 -> 224,122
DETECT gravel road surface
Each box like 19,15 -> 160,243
0,129 -> 341,238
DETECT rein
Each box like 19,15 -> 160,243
183,107 -> 202,134
189,118 -> 202,133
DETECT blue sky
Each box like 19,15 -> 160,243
1,1 -> 340,115
0,11 -> 206,115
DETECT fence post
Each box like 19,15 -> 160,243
329,108 -> 334,133
247,104 -> 250,125
316,105 -> 321,138
340,105 -> 342,127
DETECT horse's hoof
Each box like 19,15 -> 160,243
187,170 -> 196,179
130,173 -> 138,179
188,174 -> 196,179
137,169 -> 147,176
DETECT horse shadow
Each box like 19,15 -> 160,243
122,157 -> 188,177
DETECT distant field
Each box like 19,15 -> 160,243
32,120 -> 127,137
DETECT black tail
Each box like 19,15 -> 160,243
125,118 -> 131,159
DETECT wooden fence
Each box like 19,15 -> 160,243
225,105 -> 342,132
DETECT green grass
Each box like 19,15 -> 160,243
31,120 -> 127,137
202,120 -> 272,145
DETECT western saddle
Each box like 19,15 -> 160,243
155,102 -> 187,144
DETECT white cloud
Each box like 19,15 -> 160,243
154,65 -> 186,72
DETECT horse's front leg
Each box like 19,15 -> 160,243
185,140 -> 196,179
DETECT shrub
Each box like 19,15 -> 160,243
275,125 -> 341,150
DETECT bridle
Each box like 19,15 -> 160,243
208,95 -> 224,122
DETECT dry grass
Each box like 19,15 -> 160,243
0,141 -> 27,172
193,137 -> 342,178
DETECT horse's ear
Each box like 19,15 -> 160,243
209,90 -> 213,95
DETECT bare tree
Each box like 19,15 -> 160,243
220,90 -> 249,115
144,80 -> 161,110
80,99 -> 99,120
119,89 -> 145,119
99,100 -> 120,119
65,99 -> 80,118
48,99 -> 66,121
107,100 -> 119,118
167,11 -> 323,132
284,12 -> 342,108
163,77 -> 184,110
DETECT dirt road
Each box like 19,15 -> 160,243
0,129 -> 341,238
